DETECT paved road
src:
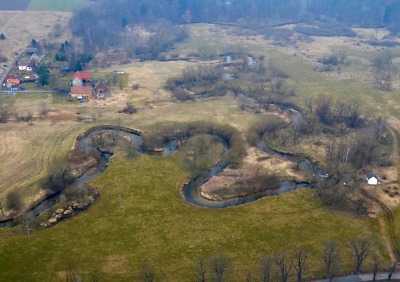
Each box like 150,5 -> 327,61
3,90 -> 57,94
315,272 -> 400,282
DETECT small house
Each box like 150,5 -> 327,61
70,86 -> 93,100
6,78 -> 20,89
71,71 -> 92,87
366,173 -> 379,185
30,50 -> 45,62
94,80 -> 109,99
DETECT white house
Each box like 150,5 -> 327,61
366,173 -> 379,185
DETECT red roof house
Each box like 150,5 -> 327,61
71,71 -> 92,86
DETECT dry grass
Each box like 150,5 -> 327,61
0,11 -> 72,60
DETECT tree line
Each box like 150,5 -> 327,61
63,237 -> 395,282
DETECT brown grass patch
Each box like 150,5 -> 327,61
0,11 -> 72,60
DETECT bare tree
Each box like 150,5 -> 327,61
373,51 -> 395,91
322,241 -> 340,281
350,238 -> 370,274
372,255 -> 379,281
40,100 -> 48,120
259,255 -> 272,282
209,254 -> 230,282
245,270 -> 252,282
275,252 -> 292,282
196,257 -> 207,282
139,265 -> 155,282
294,248 -> 308,282
388,262 -> 396,280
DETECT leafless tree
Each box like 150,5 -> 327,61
350,238 -> 370,274
259,255 -> 272,282
245,270 -> 252,282
294,248 -> 308,282
40,100 -> 48,119
196,257 -> 207,282
373,51 -> 395,91
139,265 -> 155,282
388,262 -> 396,280
372,255 -> 379,281
209,254 -> 229,282
322,241 -> 340,281
275,252 -> 292,282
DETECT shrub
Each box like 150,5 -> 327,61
6,191 -> 23,211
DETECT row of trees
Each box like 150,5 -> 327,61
72,0 -> 400,31
63,238 -> 393,282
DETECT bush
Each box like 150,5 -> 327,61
171,87 -> 194,101
119,102 -> 138,114
6,191 -> 23,211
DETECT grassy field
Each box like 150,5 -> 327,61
28,0 -> 85,12
0,153 -> 389,281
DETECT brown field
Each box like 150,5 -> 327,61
0,11 -> 71,61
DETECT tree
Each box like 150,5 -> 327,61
275,252 -> 292,282
259,256 -> 272,282
53,23 -> 63,37
196,257 -> 207,282
349,238 -> 370,274
38,66 -> 50,86
39,100 -> 48,119
373,51 -> 394,91
209,254 -> 229,282
322,241 -> 340,281
6,190 -> 23,211
372,255 -> 379,281
0,33 -> 5,40
294,248 -> 307,282
388,262 -> 396,280
30,38 -> 39,48
0,104 -> 10,123
139,265 -> 155,282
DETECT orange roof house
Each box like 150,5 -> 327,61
70,86 -> 93,99
7,78 -> 20,85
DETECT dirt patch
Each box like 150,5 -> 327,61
201,146 -> 310,200
102,255 -> 129,274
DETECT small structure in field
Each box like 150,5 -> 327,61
93,80 -> 109,99
366,173 -> 379,185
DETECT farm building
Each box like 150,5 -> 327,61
366,173 -> 379,185
93,80 -> 109,99
70,86 -> 93,100
71,71 -> 92,87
